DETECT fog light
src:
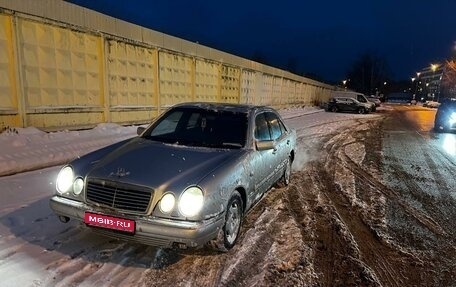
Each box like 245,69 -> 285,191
73,178 -> 84,195
159,193 -> 175,213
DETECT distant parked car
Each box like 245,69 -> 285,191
423,101 -> 440,108
434,98 -> 456,132
332,91 -> 376,112
366,96 -> 381,107
50,102 -> 296,252
326,97 -> 371,114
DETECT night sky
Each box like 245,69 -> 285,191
66,0 -> 456,83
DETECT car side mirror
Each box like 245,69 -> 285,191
256,140 -> 276,151
137,126 -> 146,135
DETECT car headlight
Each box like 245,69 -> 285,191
449,112 -> 456,125
159,193 -> 176,213
178,187 -> 204,217
73,177 -> 84,195
56,166 -> 74,194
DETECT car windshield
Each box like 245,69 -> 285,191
142,107 -> 248,149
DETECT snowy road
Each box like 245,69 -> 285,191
1,105 -> 455,286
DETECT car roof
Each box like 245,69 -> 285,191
440,98 -> 456,107
334,97 -> 356,100
171,102 -> 270,113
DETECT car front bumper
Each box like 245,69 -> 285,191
49,195 -> 224,249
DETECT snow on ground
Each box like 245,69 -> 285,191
0,124 -> 139,177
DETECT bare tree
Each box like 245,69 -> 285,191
441,60 -> 456,99
346,52 -> 391,95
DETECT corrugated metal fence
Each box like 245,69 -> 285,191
0,0 -> 335,131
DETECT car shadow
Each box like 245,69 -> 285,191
0,196 -> 183,269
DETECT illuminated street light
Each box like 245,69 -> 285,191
411,77 -> 416,82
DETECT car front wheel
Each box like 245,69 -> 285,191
358,107 -> 365,114
209,191 -> 243,252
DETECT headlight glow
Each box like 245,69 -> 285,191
448,112 -> 456,125
178,187 -> 204,217
159,193 -> 176,213
73,177 -> 84,195
56,166 -> 74,194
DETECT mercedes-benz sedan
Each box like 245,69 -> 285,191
50,102 -> 296,252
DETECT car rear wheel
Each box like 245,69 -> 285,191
331,106 -> 338,112
209,191 -> 243,252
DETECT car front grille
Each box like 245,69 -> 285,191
86,179 -> 153,214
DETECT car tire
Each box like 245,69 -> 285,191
358,107 -> 365,114
331,106 -> 338,112
208,191 -> 243,252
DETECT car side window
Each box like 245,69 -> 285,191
255,113 -> 271,141
357,95 -> 367,103
265,112 -> 283,140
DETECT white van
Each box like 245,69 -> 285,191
331,91 -> 376,112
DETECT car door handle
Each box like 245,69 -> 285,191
286,139 -> 290,145
272,147 -> 278,154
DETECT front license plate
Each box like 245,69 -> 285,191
84,212 -> 135,234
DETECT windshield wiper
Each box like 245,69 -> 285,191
221,142 -> 243,148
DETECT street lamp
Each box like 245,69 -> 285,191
411,77 -> 417,99
342,79 -> 349,90
430,63 -> 440,101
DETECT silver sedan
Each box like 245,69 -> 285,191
50,102 -> 296,251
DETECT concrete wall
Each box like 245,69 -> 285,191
0,0 -> 335,130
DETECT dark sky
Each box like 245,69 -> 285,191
67,0 -> 456,83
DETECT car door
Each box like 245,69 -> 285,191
337,98 -> 348,111
346,98 -> 357,111
264,112 -> 289,183
250,112 -> 277,199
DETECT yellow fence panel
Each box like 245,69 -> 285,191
107,40 -> 156,123
0,15 -> 13,110
240,70 -> 256,104
220,65 -> 240,103
19,19 -> 101,108
16,18 -> 103,128
272,77 -> 282,107
195,59 -> 218,102
282,79 -> 295,106
295,83 -> 302,104
159,52 -> 192,107
259,74 -> 273,106
0,14 -> 20,128
107,40 -> 156,108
